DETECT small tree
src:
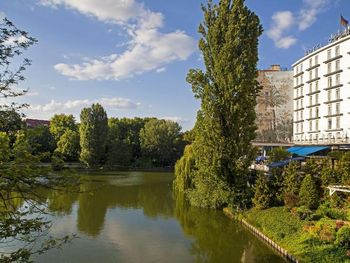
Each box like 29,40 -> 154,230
252,173 -> 272,210
56,129 -> 80,161
50,114 -> 77,142
299,174 -> 320,210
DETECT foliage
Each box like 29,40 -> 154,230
26,124 -> 55,155
176,0 -> 263,209
299,174 -> 320,210
0,109 -> 23,144
51,154 -> 65,171
56,129 -> 80,161
283,162 -> 301,208
140,119 -> 182,166
269,147 -> 290,163
336,225 -> 350,248
252,173 -> 272,209
49,114 -> 77,142
173,144 -> 195,193
79,103 -> 108,167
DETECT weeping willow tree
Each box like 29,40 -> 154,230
174,0 -> 262,209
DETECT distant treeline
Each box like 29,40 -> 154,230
0,104 -> 191,168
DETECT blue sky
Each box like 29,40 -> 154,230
0,0 -> 348,130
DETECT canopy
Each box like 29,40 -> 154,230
287,146 -> 330,156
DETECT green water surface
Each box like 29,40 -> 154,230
34,171 -> 286,263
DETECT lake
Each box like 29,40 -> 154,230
34,171 -> 286,263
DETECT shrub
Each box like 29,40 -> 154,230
293,206 -> 313,220
299,174 -> 320,210
336,225 -> 350,248
252,173 -> 272,210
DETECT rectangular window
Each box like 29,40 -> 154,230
309,70 -> 312,80
301,110 -> 303,120
327,90 -> 332,101
309,96 -> 312,106
296,88 -> 299,97
297,100 -> 299,109
336,74 -> 340,85
336,45 -> 340,56
301,98 -> 303,108
315,55 -> 319,64
336,88 -> 340,99
296,77 -> 299,86
301,75 -> 303,83
336,102 -> 340,114
309,108 -> 312,118
316,107 -> 319,118
309,58 -> 312,68
297,123 -> 299,133
316,94 -> 319,104
309,83 -> 313,93
336,117 -> 340,129
328,118 -> 332,130
328,63 -> 332,73
316,81 -> 319,91
328,104 -> 332,115
301,86 -> 303,95
309,120 -> 312,131
315,68 -> 318,78
316,120 -> 319,131
301,63 -> 303,72
301,122 -> 304,132
336,60 -> 340,71
328,77 -> 332,88
327,49 -> 331,59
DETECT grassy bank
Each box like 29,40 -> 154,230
231,207 -> 349,263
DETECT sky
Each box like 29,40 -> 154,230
0,0 -> 348,130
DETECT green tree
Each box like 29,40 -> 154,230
299,174 -> 320,210
175,0 -> 263,209
56,129 -> 80,161
27,124 -> 55,155
269,147 -> 290,163
0,109 -> 23,144
174,144 -> 196,193
140,119 -> 182,166
252,173 -> 272,210
79,103 -> 108,167
0,132 -> 10,164
283,162 -> 300,208
49,114 -> 77,142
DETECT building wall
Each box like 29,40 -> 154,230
255,66 -> 293,143
292,32 -> 350,145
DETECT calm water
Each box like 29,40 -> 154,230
33,171 -> 285,263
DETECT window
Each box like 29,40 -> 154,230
309,71 -> 312,80
327,90 -> 332,101
316,120 -> 319,131
336,117 -> 340,129
337,132 -> 341,139
309,83 -> 313,93
328,63 -> 332,73
336,74 -> 340,85
316,107 -> 319,118
327,49 -> 331,59
328,104 -> 332,115
297,100 -> 299,109
328,118 -> 332,130
316,94 -> 319,104
301,98 -> 303,108
309,108 -> 312,118
315,68 -> 319,78
309,58 -> 312,67
301,75 -> 303,83
328,77 -> 332,88
336,102 -> 340,114
301,110 -> 303,120
296,77 -> 299,86
315,55 -> 319,64
309,120 -> 312,131
301,122 -> 304,132
301,63 -> 303,71
296,89 -> 299,97
336,60 -> 340,71
336,45 -> 340,56
301,86 -> 303,95
315,133 -> 319,140
297,123 -> 299,133
309,96 -> 312,105
316,81 -> 319,91
336,88 -> 340,99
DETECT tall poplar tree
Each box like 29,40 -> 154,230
79,103 -> 108,167
175,0 -> 262,209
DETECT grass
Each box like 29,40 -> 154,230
242,207 -> 350,263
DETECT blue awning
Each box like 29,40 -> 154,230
288,146 -> 330,156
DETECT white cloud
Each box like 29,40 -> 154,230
161,116 -> 189,126
3,35 -> 29,46
156,67 -> 166,73
39,0 -> 196,80
267,0 -> 330,49
25,97 -> 141,119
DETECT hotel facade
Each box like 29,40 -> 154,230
292,29 -> 350,146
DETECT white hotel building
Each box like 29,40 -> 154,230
292,29 -> 350,146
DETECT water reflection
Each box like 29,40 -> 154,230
39,171 -> 285,263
